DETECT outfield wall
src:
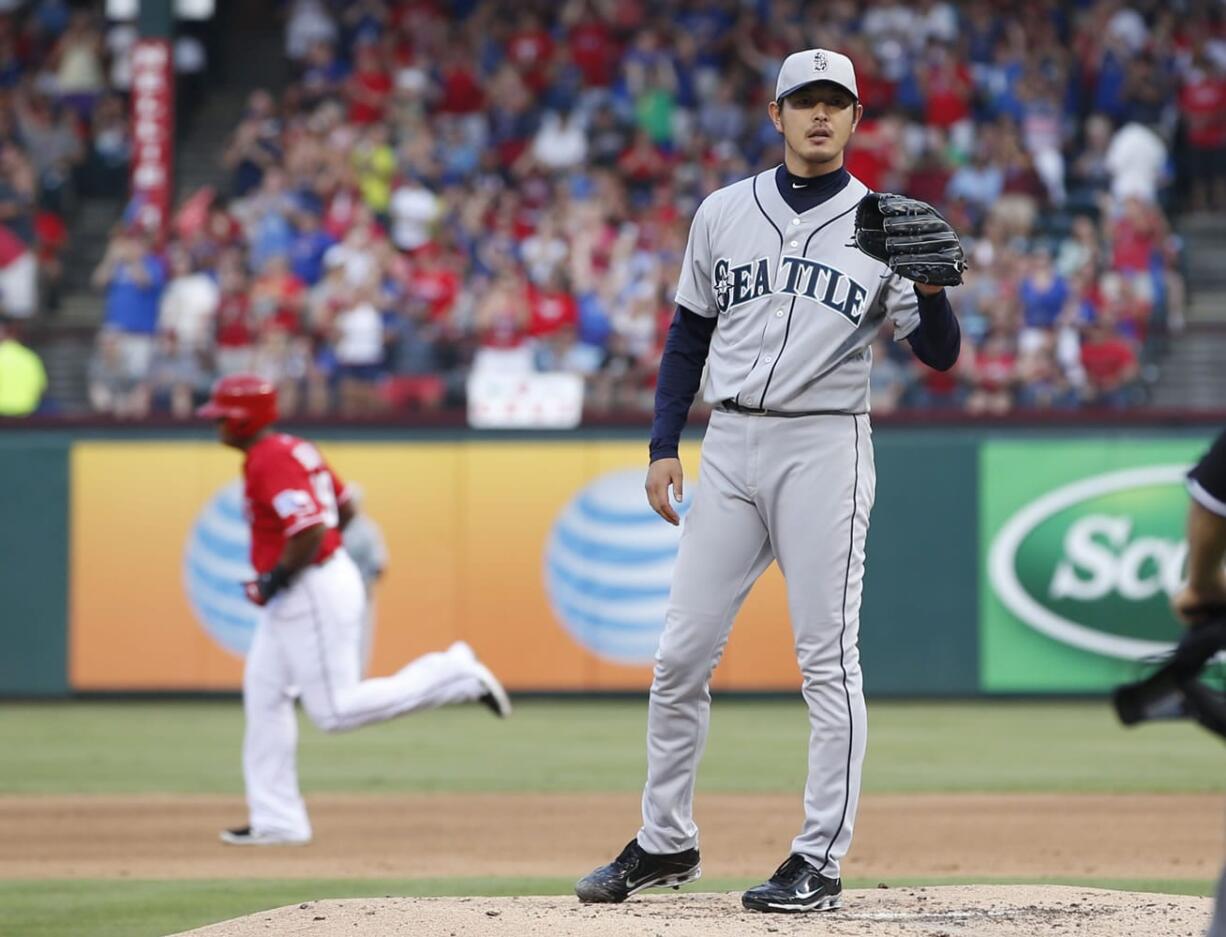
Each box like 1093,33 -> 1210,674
0,423 -> 1216,696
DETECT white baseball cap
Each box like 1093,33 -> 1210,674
775,48 -> 859,102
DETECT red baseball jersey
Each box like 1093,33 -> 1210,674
243,433 -> 349,574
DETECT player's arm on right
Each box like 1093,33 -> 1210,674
1174,429 -> 1226,621
882,272 -> 961,372
647,198 -> 718,526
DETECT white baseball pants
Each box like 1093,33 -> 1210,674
242,549 -> 486,840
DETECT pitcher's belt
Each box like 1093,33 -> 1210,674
718,399 -> 865,418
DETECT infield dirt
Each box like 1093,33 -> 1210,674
5,791 -> 1222,881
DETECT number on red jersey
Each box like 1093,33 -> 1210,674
290,442 -> 340,528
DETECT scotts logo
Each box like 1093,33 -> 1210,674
988,466 -> 1191,660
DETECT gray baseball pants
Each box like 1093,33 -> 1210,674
638,409 -> 874,880
1210,863 -> 1225,937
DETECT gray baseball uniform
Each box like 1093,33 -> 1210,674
1211,866 -> 1225,937
342,511 -> 388,676
637,168 -> 919,879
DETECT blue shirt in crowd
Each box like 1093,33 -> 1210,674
1019,274 -> 1069,329
289,228 -> 336,286
104,258 -> 166,334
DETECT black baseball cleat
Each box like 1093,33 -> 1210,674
575,839 -> 701,903
741,854 -> 842,912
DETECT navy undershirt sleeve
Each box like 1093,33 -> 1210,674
906,287 -> 961,371
649,305 -> 716,462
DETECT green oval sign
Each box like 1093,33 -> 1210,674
988,466 -> 1189,659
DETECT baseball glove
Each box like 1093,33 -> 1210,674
853,192 -> 966,287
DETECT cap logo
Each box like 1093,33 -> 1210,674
813,50 -> 828,71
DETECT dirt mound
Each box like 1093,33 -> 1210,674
167,887 -> 1212,937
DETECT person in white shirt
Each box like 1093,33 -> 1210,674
529,106 -> 588,172
286,0 -> 337,62
158,248 -> 219,353
389,178 -> 441,253
332,286 -> 385,415
1104,121 -> 1168,203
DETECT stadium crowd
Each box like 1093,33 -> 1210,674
74,0 -> 1224,420
0,2 -> 135,332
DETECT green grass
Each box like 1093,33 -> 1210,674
0,699 -> 1221,795
2,876 -> 1217,937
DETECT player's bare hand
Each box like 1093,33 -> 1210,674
1172,575 -> 1226,624
646,458 -> 684,526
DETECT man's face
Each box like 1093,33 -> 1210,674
770,82 -> 861,168
216,420 -> 242,449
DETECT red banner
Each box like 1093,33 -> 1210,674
129,39 -> 174,237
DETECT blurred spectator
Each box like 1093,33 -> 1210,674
332,283 -> 386,415
0,144 -> 38,245
48,12 -> 104,119
17,94 -> 82,214
1015,333 -> 1077,409
528,105 -> 589,172
214,263 -> 255,376
868,336 -> 907,414
0,315 -> 46,416
91,232 -> 165,388
148,331 -> 207,418
1080,315 -> 1140,408
1017,250 -> 1069,352
80,94 -> 129,197
1105,120 -> 1167,203
286,0 -> 337,62
346,40 -> 392,127
88,327 -> 147,417
160,246 -> 219,345
34,208 -> 66,312
222,91 -> 282,199
1178,52 -> 1226,212
388,176 -> 440,253
966,330 -> 1017,415
0,221 -> 36,318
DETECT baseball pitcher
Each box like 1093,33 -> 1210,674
577,48 -> 964,912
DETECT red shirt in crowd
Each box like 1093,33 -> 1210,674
1179,73 -> 1226,149
974,348 -> 1016,394
216,292 -> 254,348
323,189 -> 363,241
253,270 -> 306,334
845,119 -> 891,193
570,19 -> 616,86
0,223 -> 25,266
33,211 -> 66,264
409,259 -> 461,321
528,284 -> 579,336
855,72 -> 895,111
347,65 -> 393,125
924,62 -> 973,128
1081,335 -> 1137,389
506,25 -> 553,92
438,63 -> 485,114
243,433 -> 348,574
1110,215 -> 1158,272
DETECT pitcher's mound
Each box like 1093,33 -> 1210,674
169,885 -> 1212,937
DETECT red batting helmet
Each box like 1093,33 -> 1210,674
197,374 -> 278,438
